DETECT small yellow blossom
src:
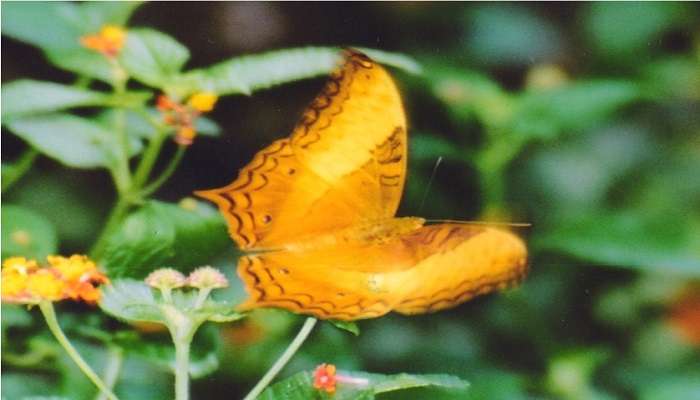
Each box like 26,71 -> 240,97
174,126 -> 197,146
145,268 -> 187,290
1,270 -> 29,299
187,266 -> 228,289
3,257 -> 38,275
48,254 -> 98,282
80,24 -> 126,57
187,92 -> 218,113
26,269 -> 65,302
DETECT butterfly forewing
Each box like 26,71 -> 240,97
196,50 -> 407,250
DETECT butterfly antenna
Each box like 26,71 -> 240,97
418,156 -> 443,214
424,219 -> 532,228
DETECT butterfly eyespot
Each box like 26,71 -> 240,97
278,267 -> 289,275
262,215 -> 272,224
287,168 -> 296,175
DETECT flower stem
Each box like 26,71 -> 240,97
243,317 -> 318,400
140,144 -> 186,197
2,147 -> 38,193
95,346 -> 124,400
39,301 -> 119,400
133,130 -> 169,189
174,336 -> 191,400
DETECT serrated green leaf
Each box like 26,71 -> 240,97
329,320 -> 360,336
1,80 -> 110,120
183,46 -> 420,96
120,28 -> 190,89
100,200 -> 229,278
260,369 -> 468,400
1,204 -> 58,260
4,113 -> 142,169
99,279 -> 164,323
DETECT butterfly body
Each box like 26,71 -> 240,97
197,50 -> 528,320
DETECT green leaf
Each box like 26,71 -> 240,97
99,279 -> 164,323
329,321 -> 360,336
183,46 -> 420,96
411,134 -> 465,164
1,80 -> 110,120
261,369 -> 468,400
100,200 -> 229,278
46,49 -> 115,83
511,80 -> 642,141
5,113 -> 142,169
120,28 -> 191,89
1,204 -> 58,260
2,2 -> 142,82
2,2 -> 86,53
535,209 -> 700,276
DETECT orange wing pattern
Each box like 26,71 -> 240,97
237,224 -> 528,320
198,50 -> 529,320
196,50 -> 407,250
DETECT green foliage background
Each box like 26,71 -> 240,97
2,2 -> 699,399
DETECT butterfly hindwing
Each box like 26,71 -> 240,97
236,223 -> 528,320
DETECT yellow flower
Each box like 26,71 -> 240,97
26,269 -> 65,302
1,254 -> 108,304
174,126 -> 197,146
80,24 -> 127,57
187,92 -> 218,113
2,256 -> 38,275
48,254 -> 98,282
1,269 -> 29,299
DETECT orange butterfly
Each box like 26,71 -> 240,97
196,50 -> 528,321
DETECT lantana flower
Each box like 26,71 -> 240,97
313,363 -> 369,394
80,25 -> 126,57
156,92 -> 219,146
1,255 -> 108,305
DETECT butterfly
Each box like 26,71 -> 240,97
196,50 -> 528,321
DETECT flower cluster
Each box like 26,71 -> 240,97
312,363 -> 369,394
145,266 -> 228,291
80,25 -> 126,58
156,92 -> 219,146
313,363 -> 338,393
1,255 -> 109,304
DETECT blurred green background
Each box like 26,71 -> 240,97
3,2 -> 700,399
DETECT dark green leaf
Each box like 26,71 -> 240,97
1,80 -> 110,120
120,28 -> 190,89
411,134 -> 465,164
5,113 -> 142,168
511,80 -> 642,141
535,210 -> 700,276
46,49 -> 115,83
100,200 -> 229,278
329,321 -> 360,336
1,204 -> 58,260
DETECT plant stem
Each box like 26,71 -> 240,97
140,145 -> 186,197
89,196 -> 131,260
95,346 -> 124,400
243,317 -> 318,400
174,336 -> 191,400
133,130 -> 169,189
39,301 -> 119,400
2,148 -> 38,193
